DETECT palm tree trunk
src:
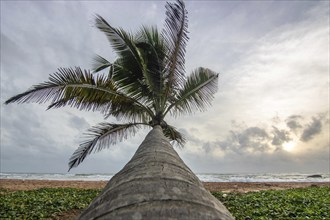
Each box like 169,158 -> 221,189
78,126 -> 234,219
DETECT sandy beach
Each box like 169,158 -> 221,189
1,179 -> 329,193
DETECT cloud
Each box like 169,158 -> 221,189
1,1 -> 329,174
271,126 -> 292,146
208,0 -> 329,127
300,117 -> 322,142
68,114 -> 90,131
179,112 -> 329,173
286,115 -> 303,132
233,127 -> 270,153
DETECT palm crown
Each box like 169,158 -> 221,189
5,0 -> 219,171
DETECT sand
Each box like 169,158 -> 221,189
1,179 -> 329,193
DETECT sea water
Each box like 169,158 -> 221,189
1,172 -> 329,182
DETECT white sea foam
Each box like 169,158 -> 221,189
0,173 -> 114,181
1,172 -> 329,182
197,173 -> 330,182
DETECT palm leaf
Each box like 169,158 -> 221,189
5,67 -> 102,105
135,42 -> 165,114
95,15 -> 156,105
165,67 -> 219,116
68,123 -> 145,171
161,123 -> 186,147
92,54 -> 112,74
111,62 -> 157,113
4,67 -> 154,118
136,26 -> 167,96
135,42 -> 162,95
95,15 -> 139,57
162,0 -> 188,93
94,15 -> 143,78
105,100 -> 152,123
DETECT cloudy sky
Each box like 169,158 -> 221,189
1,1 -> 329,174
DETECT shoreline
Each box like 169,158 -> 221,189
1,179 -> 329,193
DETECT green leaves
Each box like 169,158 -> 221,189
0,188 -> 100,219
5,67 -> 153,120
161,123 -> 186,147
92,54 -> 112,74
2,186 -> 328,219
213,187 -> 330,219
94,14 -> 146,97
94,14 -> 141,62
68,123 -> 144,171
5,67 -> 112,112
166,67 -> 219,116
163,0 -> 188,92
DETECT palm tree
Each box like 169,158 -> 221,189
5,0 -> 218,172
5,0 -> 234,219
77,125 -> 233,219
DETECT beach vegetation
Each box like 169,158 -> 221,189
213,186 -> 330,219
0,188 -> 100,219
1,186 -> 329,219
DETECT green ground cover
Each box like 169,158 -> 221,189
1,186 -> 329,219
0,188 -> 100,219
214,186 -> 330,220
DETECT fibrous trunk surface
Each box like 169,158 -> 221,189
78,126 -> 234,220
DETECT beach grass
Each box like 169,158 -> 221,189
1,186 -> 329,219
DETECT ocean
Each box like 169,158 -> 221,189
1,172 -> 329,182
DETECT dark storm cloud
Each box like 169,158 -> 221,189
182,112 -> 329,173
197,127 -> 271,156
193,112 -> 329,158
203,126 -> 271,155
286,115 -> 303,132
235,127 -> 270,152
238,127 -> 269,142
271,126 -> 292,146
300,117 -> 322,142
285,114 -> 327,142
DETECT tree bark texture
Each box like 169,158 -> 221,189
78,126 -> 234,220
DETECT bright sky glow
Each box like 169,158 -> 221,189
282,141 -> 297,152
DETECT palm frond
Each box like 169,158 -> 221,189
162,0 -> 188,92
135,42 -> 165,114
137,26 -> 164,49
111,63 -> 153,105
5,67 -> 100,105
137,26 -> 167,70
165,67 -> 219,116
105,99 -> 152,123
68,123 -> 145,171
126,26 -> 167,112
45,68 -> 116,113
95,15 -> 136,54
92,54 -> 112,75
95,15 -> 157,104
94,15 -> 143,75
4,67 -> 154,118
161,123 -> 186,147
135,42 -> 162,95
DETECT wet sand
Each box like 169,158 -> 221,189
1,179 -> 329,193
